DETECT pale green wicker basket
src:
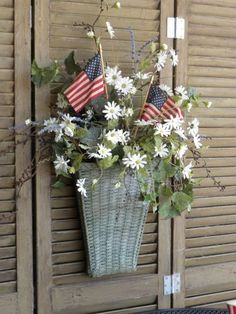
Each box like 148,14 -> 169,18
77,162 -> 149,277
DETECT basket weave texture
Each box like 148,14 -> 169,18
77,162 -> 149,277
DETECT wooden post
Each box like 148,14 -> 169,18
98,43 -> 108,99
15,0 -> 33,313
35,0 -> 53,313
158,0 -> 175,309
172,0 -> 189,308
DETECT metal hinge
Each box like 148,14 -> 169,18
164,273 -> 181,295
167,17 -> 185,39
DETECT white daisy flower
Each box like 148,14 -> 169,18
129,86 -> 137,95
169,48 -> 179,66
122,153 -> 134,168
43,117 -> 58,127
105,129 -> 121,145
164,116 -> 184,130
174,127 -> 187,140
175,85 -> 189,101
87,151 -> 101,159
155,51 -> 168,72
182,162 -> 193,179
154,123 -> 171,137
134,72 -> 152,80
76,178 -> 87,198
159,84 -> 173,96
154,144 -> 169,158
188,118 -> 199,137
175,144 -> 188,160
103,101 -> 122,120
121,107 -> 134,118
117,130 -> 130,145
123,153 -> 147,170
97,144 -> 112,159
193,134 -> 202,149
115,77 -> 134,95
60,115 -> 76,137
135,119 -> 156,126
54,128 -> 64,142
86,30 -> 95,39
54,155 -> 70,173
106,21 -> 115,39
105,66 -> 122,86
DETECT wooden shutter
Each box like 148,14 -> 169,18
0,0 -> 33,313
35,1 -> 174,313
174,0 -> 236,308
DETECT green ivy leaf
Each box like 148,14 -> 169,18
52,180 -> 65,189
158,184 -> 173,197
141,139 -> 154,153
72,154 -> 83,172
74,127 -> 87,139
159,201 -> 180,219
107,119 -> 119,129
97,155 -> 119,169
158,160 -> 176,181
172,191 -> 192,213
139,59 -> 151,71
31,60 -> 61,87
64,51 -> 82,75
183,183 -> 194,202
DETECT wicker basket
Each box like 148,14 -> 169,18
77,162 -> 149,277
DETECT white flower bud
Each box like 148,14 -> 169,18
115,182 -> 121,189
206,101 -> 212,108
161,43 -> 168,51
86,30 -> 95,39
114,1 -> 121,8
186,102 -> 193,112
25,118 -> 31,126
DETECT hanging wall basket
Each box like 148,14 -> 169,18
77,162 -> 149,277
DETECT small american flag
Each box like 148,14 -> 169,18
141,85 -> 183,121
64,54 -> 105,113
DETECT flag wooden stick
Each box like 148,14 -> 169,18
133,75 -> 155,138
98,43 -> 108,99
138,75 -> 155,120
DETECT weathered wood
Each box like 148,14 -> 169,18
35,0 -> 53,313
51,274 -> 158,314
172,0 -> 189,308
157,0 -> 174,309
0,293 -> 17,313
14,0 -> 33,312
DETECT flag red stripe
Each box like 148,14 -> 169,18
69,76 -> 104,105
71,86 -> 104,108
162,104 -> 179,119
68,75 -> 103,102
73,86 -> 104,112
164,98 -> 183,119
64,72 -> 88,97
142,112 -> 152,121
145,103 -> 167,119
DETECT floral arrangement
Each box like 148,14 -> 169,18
16,1 -> 222,218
